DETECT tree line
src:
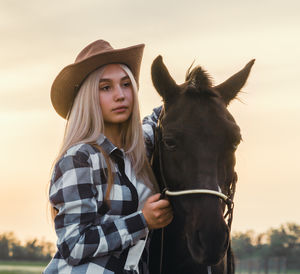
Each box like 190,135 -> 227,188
231,222 -> 300,270
0,232 -> 54,261
0,222 -> 299,267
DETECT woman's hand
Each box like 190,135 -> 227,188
142,193 -> 173,229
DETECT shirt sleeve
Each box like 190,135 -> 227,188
142,105 -> 162,160
49,148 -> 148,266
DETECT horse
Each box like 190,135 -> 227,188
149,56 -> 255,274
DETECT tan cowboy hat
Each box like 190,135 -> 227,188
51,39 -> 145,119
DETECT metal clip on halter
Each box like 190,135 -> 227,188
160,188 -> 168,199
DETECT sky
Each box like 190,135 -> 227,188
0,0 -> 299,244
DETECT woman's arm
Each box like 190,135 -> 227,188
50,146 -> 148,266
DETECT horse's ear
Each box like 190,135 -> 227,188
214,59 -> 255,105
151,55 -> 179,103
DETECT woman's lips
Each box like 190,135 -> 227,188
112,106 -> 128,113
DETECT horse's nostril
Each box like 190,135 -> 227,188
196,232 -> 201,244
196,227 -> 229,252
197,231 -> 201,242
197,231 -> 204,249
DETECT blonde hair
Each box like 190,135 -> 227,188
51,64 -> 157,219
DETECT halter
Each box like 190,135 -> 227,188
154,111 -> 237,274
162,188 -> 231,204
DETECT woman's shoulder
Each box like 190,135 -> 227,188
51,143 -> 103,186
65,142 -> 98,157
49,143 -> 102,206
54,143 -> 101,172
142,105 -> 162,126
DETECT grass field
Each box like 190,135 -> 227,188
0,261 -> 299,274
0,260 -> 48,274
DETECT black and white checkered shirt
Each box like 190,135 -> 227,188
44,107 -> 162,274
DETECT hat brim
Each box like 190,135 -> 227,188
51,43 -> 145,119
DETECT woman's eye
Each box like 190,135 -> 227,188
163,138 -> 177,150
123,81 -> 131,88
100,85 -> 110,91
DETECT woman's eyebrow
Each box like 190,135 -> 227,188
121,76 -> 130,81
99,76 -> 130,83
99,78 -> 111,83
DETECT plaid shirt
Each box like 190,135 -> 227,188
44,107 -> 161,274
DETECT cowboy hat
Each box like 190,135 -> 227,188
51,39 -> 145,119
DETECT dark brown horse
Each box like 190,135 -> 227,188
149,56 -> 255,274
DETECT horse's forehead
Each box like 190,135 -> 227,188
163,96 -> 240,139
166,94 -> 226,124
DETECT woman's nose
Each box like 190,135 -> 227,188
114,86 -> 125,100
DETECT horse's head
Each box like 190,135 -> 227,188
151,56 -> 254,265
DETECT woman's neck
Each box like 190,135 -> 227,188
104,123 -> 123,148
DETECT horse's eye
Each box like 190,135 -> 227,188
232,142 -> 240,151
163,138 -> 177,150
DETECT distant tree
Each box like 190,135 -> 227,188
24,239 -> 43,260
0,232 -> 17,260
11,241 -> 27,260
288,244 -> 300,269
267,223 -> 300,268
254,232 -> 272,273
40,239 -> 55,259
0,234 -> 10,259
0,231 -> 55,261
231,230 -> 255,259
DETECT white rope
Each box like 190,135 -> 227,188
165,189 -> 229,202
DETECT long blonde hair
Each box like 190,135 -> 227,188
51,64 -> 158,219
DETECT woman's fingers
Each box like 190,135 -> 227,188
154,198 -> 171,209
156,210 -> 173,227
142,194 -> 173,229
146,193 -> 161,203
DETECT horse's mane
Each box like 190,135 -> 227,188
185,65 -> 213,88
185,65 -> 218,97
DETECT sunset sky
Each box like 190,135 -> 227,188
1,0 -> 299,244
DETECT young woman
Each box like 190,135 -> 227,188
44,39 -> 173,274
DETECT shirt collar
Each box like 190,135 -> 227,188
96,134 -> 124,157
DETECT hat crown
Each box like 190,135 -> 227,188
75,40 -> 113,63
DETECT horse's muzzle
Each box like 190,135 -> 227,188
187,223 -> 230,265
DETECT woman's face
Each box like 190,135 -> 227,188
99,64 -> 134,125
